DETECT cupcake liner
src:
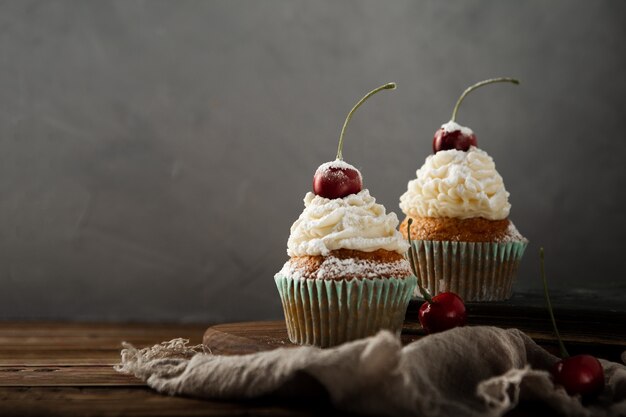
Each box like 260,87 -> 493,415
274,274 -> 416,348
410,240 -> 527,302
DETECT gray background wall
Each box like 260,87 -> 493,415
0,1 -> 624,322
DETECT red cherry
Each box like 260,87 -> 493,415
418,291 -> 467,334
432,127 -> 478,153
540,248 -> 605,398
552,355 -> 605,397
313,82 -> 395,199
432,77 -> 519,153
406,218 -> 468,334
313,162 -> 362,199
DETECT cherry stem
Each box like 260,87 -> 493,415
450,77 -> 520,123
406,218 -> 433,303
336,82 -> 396,160
540,247 -> 569,359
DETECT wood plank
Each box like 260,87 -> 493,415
0,322 -> 208,387
0,322 -> 207,366
0,322 -> 206,340
0,387 -> 341,417
0,366 -> 143,387
0,350 -> 120,366
0,337 -> 201,350
0,321 -> 205,331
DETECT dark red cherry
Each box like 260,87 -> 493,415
313,162 -> 362,199
406,218 -> 468,334
312,82 -> 395,199
552,355 -> 605,397
418,291 -> 467,334
433,77 -> 519,154
432,128 -> 478,153
540,248 -> 605,398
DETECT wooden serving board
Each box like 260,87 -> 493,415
204,300 -> 626,362
202,321 -> 424,355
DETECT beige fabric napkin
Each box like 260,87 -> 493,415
116,326 -> 626,417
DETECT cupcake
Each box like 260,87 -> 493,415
275,83 -> 416,347
399,78 -> 528,301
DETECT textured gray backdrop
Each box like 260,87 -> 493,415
0,1 -> 625,322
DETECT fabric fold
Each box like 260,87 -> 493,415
116,326 -> 626,417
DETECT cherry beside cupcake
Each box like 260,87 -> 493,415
399,78 -> 528,301
275,83 -> 416,347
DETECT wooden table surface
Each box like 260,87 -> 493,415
1,301 -> 625,416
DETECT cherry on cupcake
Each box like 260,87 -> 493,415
433,77 -> 520,154
406,218 -> 467,333
313,82 -> 396,199
540,248 -> 605,397
313,160 -> 362,200
432,124 -> 477,154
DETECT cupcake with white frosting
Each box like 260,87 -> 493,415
275,82 -> 416,347
276,186 -> 415,347
399,78 -> 528,301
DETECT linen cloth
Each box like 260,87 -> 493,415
116,326 -> 626,417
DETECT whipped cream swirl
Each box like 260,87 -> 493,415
399,147 -> 510,220
287,190 -> 408,257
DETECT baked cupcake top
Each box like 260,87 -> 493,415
287,189 -> 409,257
399,146 -> 510,220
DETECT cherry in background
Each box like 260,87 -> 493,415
417,291 -> 467,334
433,77 -> 519,153
313,82 -> 396,199
406,218 -> 467,334
540,248 -> 605,398
552,356 -> 605,398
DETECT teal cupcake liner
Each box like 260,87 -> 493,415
274,274 -> 416,348
410,240 -> 527,302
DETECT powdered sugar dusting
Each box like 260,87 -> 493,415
498,221 -> 527,243
315,159 -> 363,181
441,121 -> 474,136
279,256 -> 413,280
